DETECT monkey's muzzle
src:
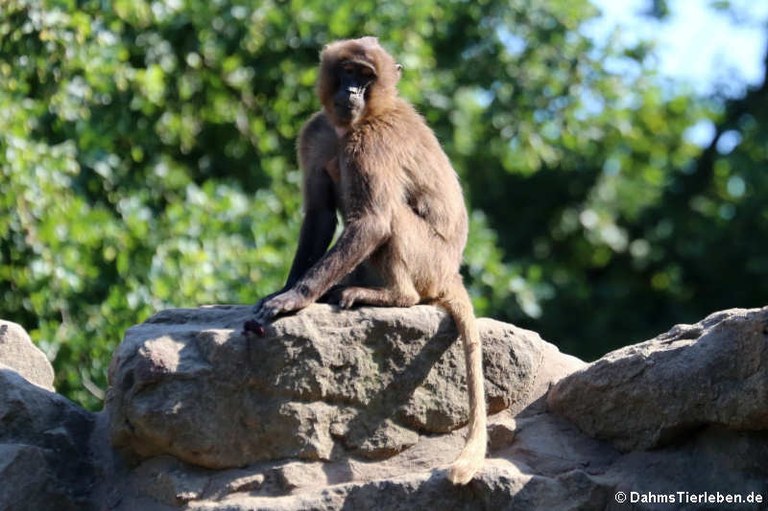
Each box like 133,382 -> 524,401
334,86 -> 367,124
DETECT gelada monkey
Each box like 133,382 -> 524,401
249,37 -> 486,484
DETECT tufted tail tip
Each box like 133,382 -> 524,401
447,434 -> 486,485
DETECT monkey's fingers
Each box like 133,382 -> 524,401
252,298 -> 270,318
252,302 -> 279,323
253,290 -> 277,314
338,290 -> 358,309
252,288 -> 287,321
253,289 -> 309,323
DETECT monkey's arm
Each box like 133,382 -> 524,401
253,152 -> 393,322
253,165 -> 337,315
298,213 -> 390,293
252,214 -> 390,322
253,112 -> 339,316
288,113 -> 340,286
284,167 -> 338,288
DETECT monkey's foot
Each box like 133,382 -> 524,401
337,286 -> 420,309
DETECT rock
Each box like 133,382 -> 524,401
487,412 -> 517,451
0,367 -> 97,511
548,306 -> 768,450
113,411 -> 768,511
604,426 -> 768,508
0,444 -> 72,511
129,456 -> 212,506
107,304 -> 575,470
182,466 -> 612,511
274,462 -> 328,493
6,304 -> 768,510
0,319 -> 55,390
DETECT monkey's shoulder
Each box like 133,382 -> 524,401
298,111 -> 339,171
299,111 -> 337,141
383,99 -> 433,135
348,104 -> 439,152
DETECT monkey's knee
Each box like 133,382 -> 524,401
390,285 -> 419,307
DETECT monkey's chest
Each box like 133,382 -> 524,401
333,171 -> 357,220
333,157 -> 362,216
333,163 -> 428,227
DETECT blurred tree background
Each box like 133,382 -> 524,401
1,0 -> 766,409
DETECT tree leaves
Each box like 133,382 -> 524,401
1,0 -> 765,407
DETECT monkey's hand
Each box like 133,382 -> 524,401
252,288 -> 310,323
253,287 -> 287,313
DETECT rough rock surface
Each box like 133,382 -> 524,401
0,319 -> 97,510
5,305 -> 768,510
107,304 -> 580,469
0,319 -> 55,390
0,368 -> 97,510
548,307 -> 768,450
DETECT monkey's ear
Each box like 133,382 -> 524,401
395,63 -> 403,80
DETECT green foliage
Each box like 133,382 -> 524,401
1,0 -> 766,408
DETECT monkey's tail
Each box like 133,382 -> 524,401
440,276 -> 487,485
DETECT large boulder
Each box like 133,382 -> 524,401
0,367 -> 97,510
548,306 -> 768,450
6,305 -> 768,510
107,304 -> 582,470
0,319 -> 55,390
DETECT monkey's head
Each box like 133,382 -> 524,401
317,36 -> 402,129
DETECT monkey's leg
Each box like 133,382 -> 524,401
337,246 -> 420,308
253,215 -> 390,323
337,285 -> 419,308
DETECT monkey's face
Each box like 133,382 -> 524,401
318,37 -> 402,129
331,60 -> 376,126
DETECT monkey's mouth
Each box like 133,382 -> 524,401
334,87 -> 367,125
334,103 -> 364,125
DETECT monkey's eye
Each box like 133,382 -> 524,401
360,67 -> 374,78
342,64 -> 355,75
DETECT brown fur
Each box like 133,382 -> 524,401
253,37 -> 487,484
